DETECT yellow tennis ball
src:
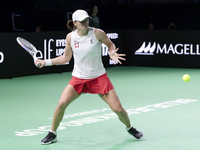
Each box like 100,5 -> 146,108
183,74 -> 190,82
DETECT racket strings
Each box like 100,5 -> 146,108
20,39 -> 37,56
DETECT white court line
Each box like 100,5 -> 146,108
14,99 -> 198,136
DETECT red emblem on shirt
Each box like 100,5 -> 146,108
75,42 -> 79,48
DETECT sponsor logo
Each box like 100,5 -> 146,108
135,41 -> 200,55
55,39 -> 66,57
35,39 -> 69,65
102,43 -> 118,65
102,43 -> 109,56
54,39 -> 69,65
109,59 -> 119,65
135,42 -> 156,55
107,33 -> 118,39
0,52 -> 4,63
102,33 -> 119,65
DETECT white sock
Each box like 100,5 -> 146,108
126,126 -> 132,131
50,130 -> 57,135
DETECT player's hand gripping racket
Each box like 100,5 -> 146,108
16,37 -> 41,67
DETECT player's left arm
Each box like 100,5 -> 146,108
94,29 -> 126,64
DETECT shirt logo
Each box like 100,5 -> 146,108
75,42 -> 79,48
90,39 -> 93,44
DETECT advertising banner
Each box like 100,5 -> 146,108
124,30 -> 200,68
1,30 -> 200,79
0,31 -> 121,79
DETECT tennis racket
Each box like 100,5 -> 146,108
16,37 -> 41,67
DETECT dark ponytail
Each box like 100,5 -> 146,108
67,20 -> 76,31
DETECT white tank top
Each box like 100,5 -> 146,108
71,27 -> 106,79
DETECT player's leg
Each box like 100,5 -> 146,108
51,84 -> 80,131
98,89 -> 143,139
99,89 -> 131,127
41,84 -> 80,144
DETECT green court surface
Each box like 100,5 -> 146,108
0,66 -> 200,150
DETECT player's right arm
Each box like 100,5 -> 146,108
51,33 -> 72,65
36,33 -> 73,68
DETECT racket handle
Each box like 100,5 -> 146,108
37,63 -> 42,67
33,56 -> 41,68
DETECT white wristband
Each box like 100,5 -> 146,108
45,59 -> 52,66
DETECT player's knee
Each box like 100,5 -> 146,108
57,101 -> 68,111
112,107 -> 124,115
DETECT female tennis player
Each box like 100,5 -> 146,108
37,9 -> 143,144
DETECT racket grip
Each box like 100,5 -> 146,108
33,56 -> 41,68
37,63 -> 42,67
